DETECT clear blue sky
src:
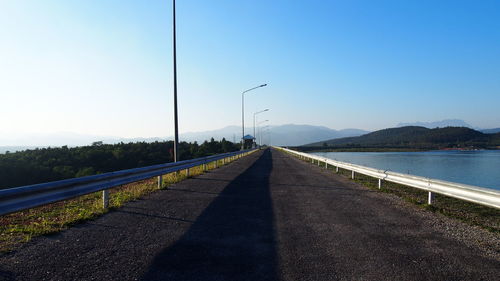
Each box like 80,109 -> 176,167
1,0 -> 499,138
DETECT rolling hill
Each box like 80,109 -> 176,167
304,126 -> 500,150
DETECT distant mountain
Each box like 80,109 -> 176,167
0,132 -> 118,147
177,124 -> 368,146
0,146 -> 43,154
304,126 -> 500,149
177,126 -> 242,143
397,119 -> 472,128
0,125 -> 369,149
396,119 -> 500,135
481,128 -> 500,134
265,124 -> 368,146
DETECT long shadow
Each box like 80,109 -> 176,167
141,149 -> 277,281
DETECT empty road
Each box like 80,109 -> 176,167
1,149 -> 498,280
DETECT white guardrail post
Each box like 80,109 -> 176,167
428,192 -> 434,205
102,190 -> 109,208
273,146 -> 500,210
158,175 -> 163,189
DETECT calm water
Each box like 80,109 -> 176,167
312,150 -> 500,190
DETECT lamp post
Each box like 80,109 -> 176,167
257,120 -> 269,146
172,0 -> 179,162
241,84 -> 267,150
260,125 -> 270,146
253,109 -> 269,147
261,127 -> 270,146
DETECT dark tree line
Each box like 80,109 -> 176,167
0,138 -> 239,189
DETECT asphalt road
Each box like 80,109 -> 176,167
1,149 -> 498,280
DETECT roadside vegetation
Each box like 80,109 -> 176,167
0,157 -> 238,253
0,138 -> 238,189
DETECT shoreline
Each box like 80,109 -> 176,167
294,147 -> 499,153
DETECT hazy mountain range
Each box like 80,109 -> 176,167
396,119 -> 500,134
262,125 -> 368,146
2,119 -> 498,153
179,124 -> 369,146
0,124 -> 368,153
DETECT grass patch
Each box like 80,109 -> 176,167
0,155 -> 246,253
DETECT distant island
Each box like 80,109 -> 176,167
298,126 -> 500,152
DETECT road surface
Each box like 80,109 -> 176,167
1,149 -> 498,280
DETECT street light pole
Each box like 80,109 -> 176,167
261,127 -> 270,146
172,0 -> 179,162
257,120 -> 269,146
253,109 -> 269,147
263,126 -> 270,145
241,84 -> 267,150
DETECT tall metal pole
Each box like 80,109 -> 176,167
172,0 -> 179,162
241,92 -> 244,150
260,126 -> 269,146
253,112 -> 255,146
257,120 -> 268,146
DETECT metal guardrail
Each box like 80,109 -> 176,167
275,146 -> 500,209
0,149 -> 255,216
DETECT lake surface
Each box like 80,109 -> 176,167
312,150 -> 500,190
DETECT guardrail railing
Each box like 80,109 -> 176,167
274,146 -> 500,209
0,149 -> 255,216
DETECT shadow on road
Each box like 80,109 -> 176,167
141,149 -> 277,281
